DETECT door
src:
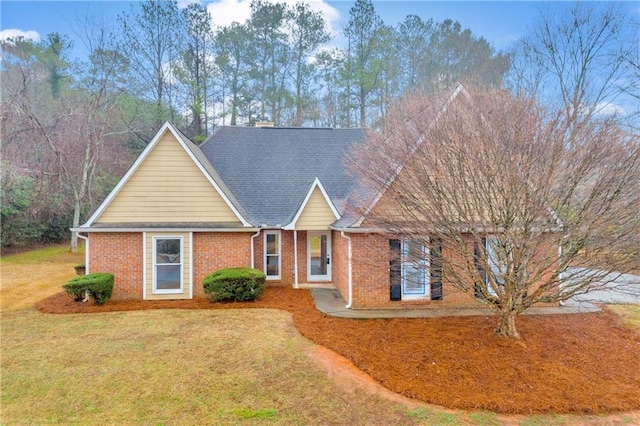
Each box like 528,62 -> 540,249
307,231 -> 331,281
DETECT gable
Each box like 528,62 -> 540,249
95,131 -> 242,224
353,84 -> 468,228
295,186 -> 339,230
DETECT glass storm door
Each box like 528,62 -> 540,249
307,232 -> 331,281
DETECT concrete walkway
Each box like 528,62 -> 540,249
310,288 -> 601,319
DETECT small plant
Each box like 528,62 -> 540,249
203,267 -> 266,302
74,264 -> 86,276
63,272 -> 114,305
231,408 -> 278,419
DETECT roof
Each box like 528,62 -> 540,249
200,126 -> 367,226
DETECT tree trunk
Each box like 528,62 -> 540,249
495,310 -> 521,339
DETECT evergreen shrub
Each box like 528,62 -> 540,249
203,268 -> 266,302
63,272 -> 114,305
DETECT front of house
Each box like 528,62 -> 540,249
83,72 -> 573,313
76,119 -> 507,309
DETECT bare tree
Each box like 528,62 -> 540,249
1,28 -> 131,252
348,86 -> 640,339
508,2 -> 638,127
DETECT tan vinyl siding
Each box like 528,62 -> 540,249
145,232 -> 191,300
296,187 -> 337,230
97,134 -> 241,224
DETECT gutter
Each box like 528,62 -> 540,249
77,233 -> 90,274
293,230 -> 299,289
72,227 -> 259,233
340,231 -> 353,309
250,230 -> 261,269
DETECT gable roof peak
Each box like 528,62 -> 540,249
283,177 -> 340,230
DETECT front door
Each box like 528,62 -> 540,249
307,231 -> 331,281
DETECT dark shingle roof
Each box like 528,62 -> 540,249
200,126 -> 366,226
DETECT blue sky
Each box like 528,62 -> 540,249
1,1 -> 637,58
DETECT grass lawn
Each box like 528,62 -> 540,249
2,245 -> 640,425
1,244 -> 84,312
606,304 -> 640,329
2,309 -> 422,424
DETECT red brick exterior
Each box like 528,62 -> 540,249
88,229 -> 556,307
342,232 -> 489,309
332,231 -> 350,302
88,233 -> 143,300
192,232 -> 252,297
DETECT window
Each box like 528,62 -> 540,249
474,236 -> 505,298
390,238 -> 442,301
264,231 -> 281,280
154,236 -> 182,293
401,240 -> 429,298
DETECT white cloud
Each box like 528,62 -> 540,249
207,0 -> 252,28
206,0 -> 341,36
177,0 -> 201,9
0,29 -> 41,43
594,101 -> 627,117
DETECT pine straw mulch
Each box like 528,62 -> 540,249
36,288 -> 640,415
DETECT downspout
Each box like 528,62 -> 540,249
250,230 -> 261,269
293,230 -> 299,288
77,233 -> 89,274
340,231 -> 353,309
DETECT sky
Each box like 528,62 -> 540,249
4,0 -> 635,58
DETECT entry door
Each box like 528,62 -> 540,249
307,232 -> 331,281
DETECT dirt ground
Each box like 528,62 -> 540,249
37,288 -> 640,416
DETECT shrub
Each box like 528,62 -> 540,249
63,272 -> 114,305
203,267 -> 266,302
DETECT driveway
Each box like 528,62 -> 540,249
566,268 -> 640,305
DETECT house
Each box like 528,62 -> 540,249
76,90 -> 553,309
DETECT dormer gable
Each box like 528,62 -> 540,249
284,177 -> 340,230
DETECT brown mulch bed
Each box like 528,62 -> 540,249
37,288 -> 640,414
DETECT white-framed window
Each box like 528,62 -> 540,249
475,236 -> 506,297
153,236 -> 183,293
391,238 -> 442,302
401,239 -> 430,299
264,230 -> 281,280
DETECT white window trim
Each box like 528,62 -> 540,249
307,231 -> 332,282
401,239 -> 430,299
485,236 -> 506,296
152,235 -> 184,294
264,230 -> 282,280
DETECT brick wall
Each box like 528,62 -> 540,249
192,232 -> 252,297
89,233 -> 143,300
252,230 -> 314,287
346,232 -> 557,309
332,231 -> 349,302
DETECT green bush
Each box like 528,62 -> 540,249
63,273 -> 114,305
203,268 -> 266,302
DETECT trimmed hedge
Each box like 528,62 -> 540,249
203,267 -> 266,302
63,272 -> 114,305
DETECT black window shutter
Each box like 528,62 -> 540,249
389,239 -> 401,301
473,238 -> 487,298
430,239 -> 443,300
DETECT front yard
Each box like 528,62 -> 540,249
2,245 -> 640,425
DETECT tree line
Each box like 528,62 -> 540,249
1,0 -> 637,249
